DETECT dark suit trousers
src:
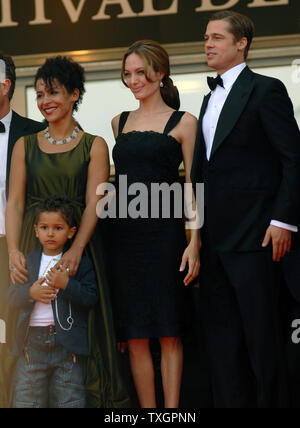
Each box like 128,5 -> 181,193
199,238 -> 288,408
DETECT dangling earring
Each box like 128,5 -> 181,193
160,81 -> 164,88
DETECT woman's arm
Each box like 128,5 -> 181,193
60,136 -> 110,275
177,113 -> 201,286
5,137 -> 29,284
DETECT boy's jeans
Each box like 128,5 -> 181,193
13,326 -> 86,408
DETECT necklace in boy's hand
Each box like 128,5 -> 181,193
46,264 -> 70,290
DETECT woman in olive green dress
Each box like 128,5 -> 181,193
3,56 -> 129,408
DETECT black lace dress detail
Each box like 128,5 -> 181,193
111,111 -> 187,340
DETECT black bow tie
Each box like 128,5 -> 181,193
207,75 -> 224,91
0,121 -> 5,133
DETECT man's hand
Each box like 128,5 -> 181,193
262,225 -> 292,262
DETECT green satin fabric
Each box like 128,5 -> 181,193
0,133 -> 130,408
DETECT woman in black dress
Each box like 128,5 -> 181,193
111,40 -> 200,408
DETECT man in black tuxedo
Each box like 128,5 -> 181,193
191,11 -> 300,408
0,54 -> 45,321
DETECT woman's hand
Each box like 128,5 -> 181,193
47,265 -> 70,290
59,246 -> 84,276
180,239 -> 201,286
9,249 -> 29,285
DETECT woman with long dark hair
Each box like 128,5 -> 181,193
111,40 -> 200,408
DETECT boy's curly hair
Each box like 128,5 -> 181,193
34,196 -> 77,228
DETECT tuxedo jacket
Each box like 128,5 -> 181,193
7,247 -> 99,356
6,111 -> 46,198
191,66 -> 300,253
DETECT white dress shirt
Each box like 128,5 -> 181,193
203,62 -> 247,160
0,110 -> 12,236
202,63 -> 297,233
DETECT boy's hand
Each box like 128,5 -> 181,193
29,277 -> 57,304
46,265 -> 69,290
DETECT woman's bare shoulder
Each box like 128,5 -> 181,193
12,136 -> 26,154
181,111 -> 198,127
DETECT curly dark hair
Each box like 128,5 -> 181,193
34,196 -> 77,228
34,56 -> 85,112
0,53 -> 16,100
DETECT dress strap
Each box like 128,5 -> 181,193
163,111 -> 185,135
23,133 -> 38,156
118,111 -> 130,136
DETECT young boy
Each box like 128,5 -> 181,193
7,196 -> 99,408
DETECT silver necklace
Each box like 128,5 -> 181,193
55,296 -> 74,332
44,125 -> 80,145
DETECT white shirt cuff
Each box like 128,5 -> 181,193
270,220 -> 298,233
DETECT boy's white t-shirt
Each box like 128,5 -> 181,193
29,252 -> 62,327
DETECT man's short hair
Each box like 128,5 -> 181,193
0,54 -> 16,100
208,11 -> 255,60
34,196 -> 77,228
